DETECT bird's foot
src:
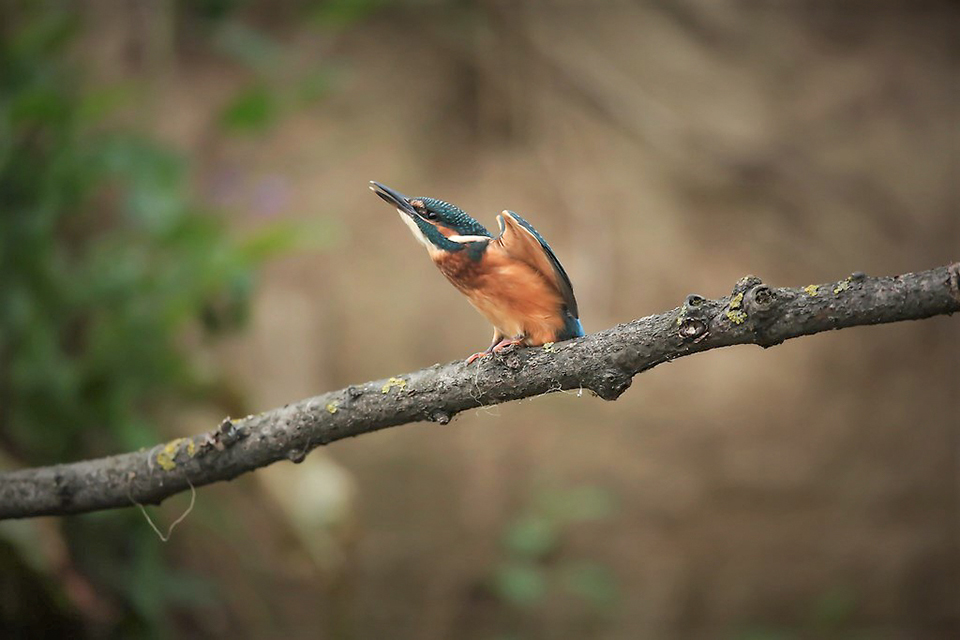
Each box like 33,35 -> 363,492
492,337 -> 523,353
466,337 -> 524,364
465,350 -> 491,365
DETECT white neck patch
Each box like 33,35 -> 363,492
448,235 -> 489,244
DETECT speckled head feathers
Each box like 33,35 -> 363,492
410,197 -> 491,238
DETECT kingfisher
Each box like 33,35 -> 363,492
370,181 -> 584,363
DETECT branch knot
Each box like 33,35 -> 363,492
677,293 -> 710,342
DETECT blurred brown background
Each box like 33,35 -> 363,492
2,1 -> 958,638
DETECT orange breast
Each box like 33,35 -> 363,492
433,247 -> 566,345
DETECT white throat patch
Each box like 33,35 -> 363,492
398,209 -> 431,250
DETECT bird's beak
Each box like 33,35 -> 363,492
369,181 -> 417,216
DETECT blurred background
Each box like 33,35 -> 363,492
1,1 -> 957,638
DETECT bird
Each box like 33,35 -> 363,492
369,181 -> 584,363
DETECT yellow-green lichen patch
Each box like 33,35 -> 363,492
381,377 -> 407,394
156,438 -> 186,471
803,284 -> 820,296
543,342 -> 556,352
724,292 -> 747,324
186,440 -> 196,457
833,278 -> 851,294
326,400 -> 340,414
726,309 -> 747,325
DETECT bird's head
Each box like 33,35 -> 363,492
370,181 -> 491,254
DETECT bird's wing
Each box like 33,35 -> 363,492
495,210 -> 579,318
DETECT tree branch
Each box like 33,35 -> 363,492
2,264 -> 958,520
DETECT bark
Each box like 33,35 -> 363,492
1,264 -> 958,520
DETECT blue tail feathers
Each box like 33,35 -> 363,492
560,315 -> 584,341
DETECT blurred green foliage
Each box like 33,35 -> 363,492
207,0 -> 383,134
0,4 -> 296,636
308,0 -> 388,27
489,483 -> 621,631
732,585 -> 861,640
221,82 -> 280,132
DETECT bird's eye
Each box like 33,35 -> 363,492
423,210 -> 437,220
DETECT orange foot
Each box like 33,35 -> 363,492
466,337 -> 524,364
492,337 -> 523,353
465,350 -> 489,365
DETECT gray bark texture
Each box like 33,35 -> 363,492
1,264 -> 958,520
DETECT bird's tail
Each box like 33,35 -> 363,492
560,315 -> 584,340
